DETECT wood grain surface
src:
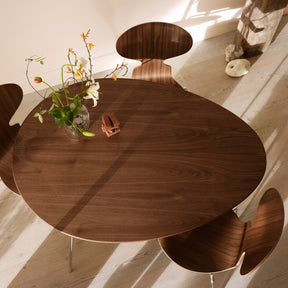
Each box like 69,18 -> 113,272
116,22 -> 192,87
132,59 -> 180,87
116,22 -> 192,60
159,209 -> 247,272
158,188 -> 284,274
13,79 -> 266,242
240,188 -> 284,275
0,83 -> 23,194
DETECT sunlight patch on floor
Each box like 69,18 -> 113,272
130,250 -> 163,288
151,261 -> 195,288
225,264 -> 255,288
88,241 -> 147,287
264,129 -> 279,152
0,187 -> 53,287
0,219 -> 52,287
222,53 -> 288,123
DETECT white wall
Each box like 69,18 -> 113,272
0,0 -> 118,94
1,0 -> 286,95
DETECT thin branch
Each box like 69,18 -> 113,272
25,58 -> 45,99
104,62 -> 129,78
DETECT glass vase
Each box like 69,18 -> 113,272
64,105 -> 90,139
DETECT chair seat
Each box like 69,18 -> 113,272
159,188 -> 284,276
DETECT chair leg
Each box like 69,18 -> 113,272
210,273 -> 215,288
68,236 -> 73,273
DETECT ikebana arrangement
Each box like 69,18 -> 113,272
26,29 -> 127,137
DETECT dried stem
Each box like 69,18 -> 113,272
25,59 -> 45,99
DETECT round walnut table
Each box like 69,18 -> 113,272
13,79 -> 266,242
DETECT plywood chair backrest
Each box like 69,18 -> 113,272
116,22 -> 192,87
0,83 -> 23,193
159,209 -> 247,273
240,188 -> 284,275
116,22 -> 193,61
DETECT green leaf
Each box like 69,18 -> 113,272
62,105 -> 71,113
33,112 -> 44,124
63,111 -> 73,126
38,114 -> 44,124
51,107 -> 64,119
73,95 -> 81,107
48,103 -> 55,112
54,117 -> 63,128
33,112 -> 43,123
82,131 -> 95,137
51,92 -> 62,105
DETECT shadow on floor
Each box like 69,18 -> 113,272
7,229 -> 119,288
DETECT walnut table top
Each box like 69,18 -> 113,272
13,79 -> 266,242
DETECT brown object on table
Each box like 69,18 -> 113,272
0,83 -> 23,194
159,188 -> 284,276
13,79 -> 266,242
234,0 -> 288,56
116,22 -> 192,87
101,113 -> 120,137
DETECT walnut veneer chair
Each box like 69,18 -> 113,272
116,22 -> 193,88
0,83 -> 23,194
159,188 -> 284,288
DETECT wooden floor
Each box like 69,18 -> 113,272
1,16 -> 288,288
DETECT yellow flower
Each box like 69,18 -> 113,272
112,73 -> 117,81
75,71 -> 82,78
88,43 -> 95,50
81,30 -> 90,40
